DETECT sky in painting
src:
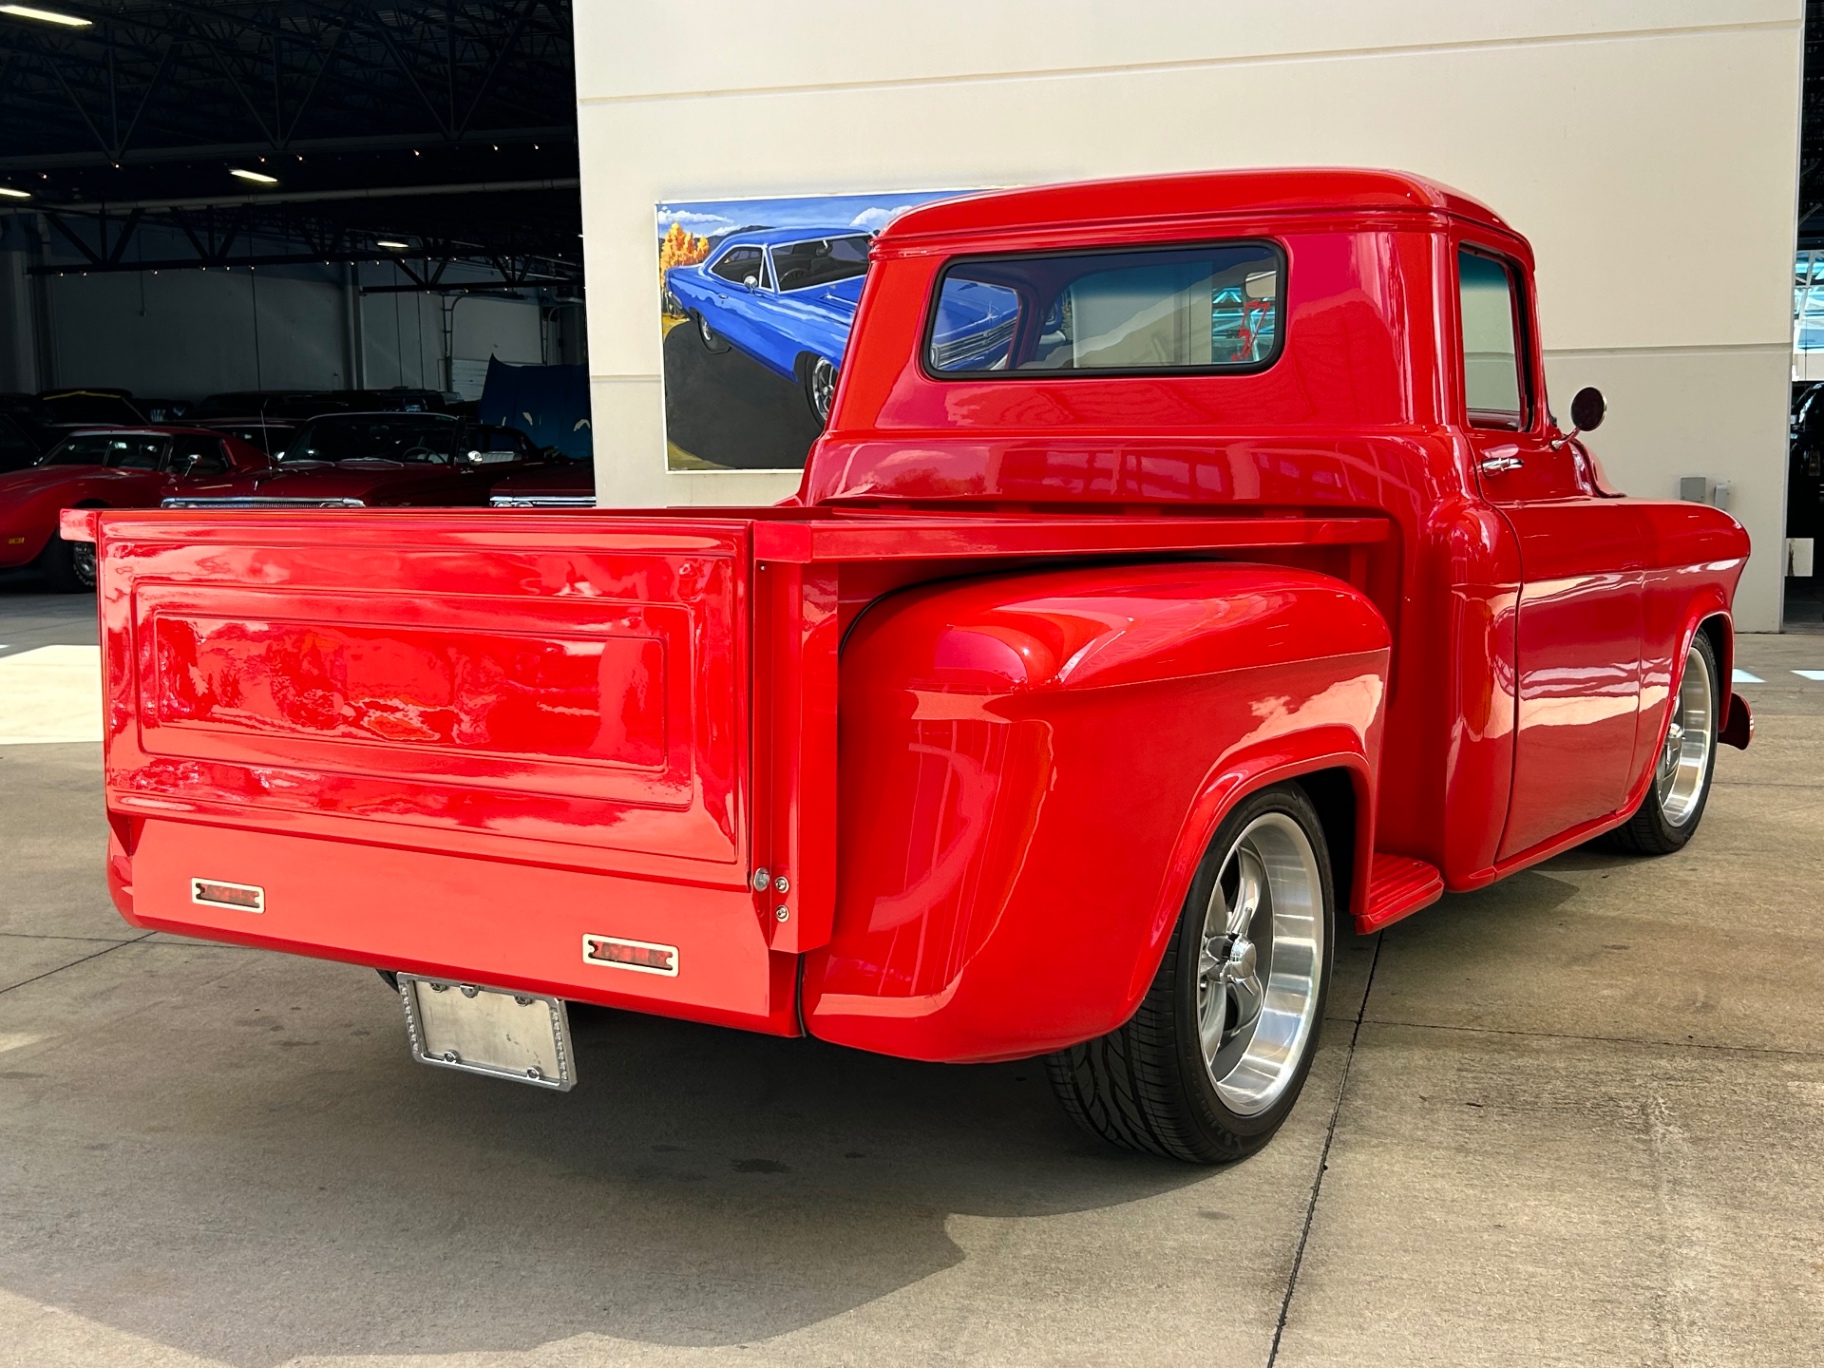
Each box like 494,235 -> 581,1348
655,189 -> 982,243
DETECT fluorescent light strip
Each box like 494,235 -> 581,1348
229,168 -> 278,185
0,187 -> 30,200
0,4 -> 93,27
375,240 -> 411,250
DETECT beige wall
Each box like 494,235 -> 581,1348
575,0 -> 1803,628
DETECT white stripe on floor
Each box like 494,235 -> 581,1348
0,644 -> 102,744
1795,670 -> 1824,682
1732,669 -> 1764,683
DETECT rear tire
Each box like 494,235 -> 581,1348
1607,633 -> 1718,855
803,356 -> 838,425
38,531 -> 95,593
1047,782 -> 1334,1163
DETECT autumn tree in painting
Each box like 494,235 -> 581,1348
659,221 -> 711,316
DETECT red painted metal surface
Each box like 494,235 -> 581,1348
73,170 -> 1753,1064
805,561 -> 1387,1062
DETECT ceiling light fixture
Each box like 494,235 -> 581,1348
230,168 -> 278,185
376,239 -> 410,250
0,186 -> 31,200
0,5 -> 94,27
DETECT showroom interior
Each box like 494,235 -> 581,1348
2,4 -> 1823,1367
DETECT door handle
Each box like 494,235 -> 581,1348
1481,455 -> 1524,474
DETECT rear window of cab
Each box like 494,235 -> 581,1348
924,240 -> 1285,377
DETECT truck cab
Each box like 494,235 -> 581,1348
66,170 -> 1749,1163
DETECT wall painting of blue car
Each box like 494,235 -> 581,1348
657,189 -> 977,472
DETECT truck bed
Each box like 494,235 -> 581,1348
73,504 -> 1391,1033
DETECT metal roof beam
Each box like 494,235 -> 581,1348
7,175 -> 579,213
0,124 -> 573,169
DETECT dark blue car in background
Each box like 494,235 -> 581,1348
665,228 -> 873,424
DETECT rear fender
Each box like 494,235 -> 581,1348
803,560 -> 1389,1063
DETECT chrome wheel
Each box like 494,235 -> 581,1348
1047,782 -> 1333,1162
1195,811 -> 1325,1117
1656,643 -> 1714,827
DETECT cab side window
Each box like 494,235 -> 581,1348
1458,249 -> 1528,430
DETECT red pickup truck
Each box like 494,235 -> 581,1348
66,170 -> 1751,1164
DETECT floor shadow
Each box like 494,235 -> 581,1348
0,566 -> 56,594
0,969 -> 1207,1366
662,322 -> 824,471
1381,866 -> 1584,944
1536,845 -> 1640,873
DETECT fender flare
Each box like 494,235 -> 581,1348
1123,736 -> 1375,1015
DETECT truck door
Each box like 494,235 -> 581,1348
1456,245 -> 1646,860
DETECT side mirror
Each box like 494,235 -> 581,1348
1569,386 -> 1605,433
742,275 -> 759,290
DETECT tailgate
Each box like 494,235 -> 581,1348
92,509 -> 790,1032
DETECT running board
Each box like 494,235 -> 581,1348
1356,853 -> 1444,934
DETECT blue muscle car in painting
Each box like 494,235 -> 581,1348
666,227 -> 873,423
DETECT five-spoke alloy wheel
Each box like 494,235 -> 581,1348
1048,782 -> 1335,1163
1610,632 -> 1719,854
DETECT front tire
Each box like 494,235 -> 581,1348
1047,782 -> 1334,1163
1608,633 -> 1718,854
38,531 -> 95,593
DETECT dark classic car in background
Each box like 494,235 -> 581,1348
665,228 -> 874,423
168,411 -> 546,511
487,458 -> 595,507
0,389 -> 148,459
0,427 -> 269,590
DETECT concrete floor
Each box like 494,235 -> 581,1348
1,593 -> 1821,1366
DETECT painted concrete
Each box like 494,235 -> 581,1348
0,611 -> 1819,1365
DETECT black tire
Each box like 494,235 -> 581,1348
1607,632 -> 1719,855
695,313 -> 730,354
38,529 -> 96,593
802,355 -> 838,425
1047,782 -> 1335,1164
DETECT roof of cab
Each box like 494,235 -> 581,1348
879,168 -> 1512,244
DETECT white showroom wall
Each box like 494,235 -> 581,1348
573,0 -> 1802,629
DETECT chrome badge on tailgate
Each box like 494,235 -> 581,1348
191,878 -> 264,912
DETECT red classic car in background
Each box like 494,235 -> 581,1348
169,412 -> 546,510
0,427 -> 268,590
